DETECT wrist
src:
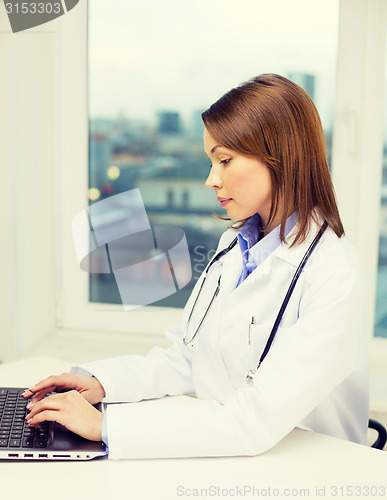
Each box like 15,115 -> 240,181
91,408 -> 104,441
91,375 -> 106,399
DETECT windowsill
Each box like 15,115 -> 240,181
19,329 -> 170,367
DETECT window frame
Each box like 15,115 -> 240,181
331,0 -> 387,345
56,1 -> 182,338
57,0 -> 387,354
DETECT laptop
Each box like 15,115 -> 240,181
0,387 -> 108,460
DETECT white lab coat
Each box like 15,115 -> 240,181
80,219 -> 369,459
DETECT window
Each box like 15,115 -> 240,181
87,0 -> 339,310
375,21 -> 387,339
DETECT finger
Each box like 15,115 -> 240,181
22,373 -> 75,400
27,409 -> 61,427
23,386 -> 54,401
26,392 -> 64,419
22,388 -> 35,399
26,375 -> 66,394
26,386 -> 58,408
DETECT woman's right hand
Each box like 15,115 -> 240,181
22,373 -> 106,407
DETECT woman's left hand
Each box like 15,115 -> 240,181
25,390 -> 103,441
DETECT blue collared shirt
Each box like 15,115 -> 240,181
236,212 -> 298,287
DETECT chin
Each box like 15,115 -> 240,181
226,209 -> 253,221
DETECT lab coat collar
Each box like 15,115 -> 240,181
274,214 -> 328,268
218,213 -> 328,278
214,215 -> 328,317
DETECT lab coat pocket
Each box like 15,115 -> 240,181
245,324 -> 271,371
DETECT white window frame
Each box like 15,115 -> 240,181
57,0 -> 387,356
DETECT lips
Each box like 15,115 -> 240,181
217,197 -> 232,208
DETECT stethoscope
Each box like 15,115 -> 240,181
182,220 -> 328,385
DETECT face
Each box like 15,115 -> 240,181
204,128 -> 274,229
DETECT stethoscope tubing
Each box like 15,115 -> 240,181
246,219 -> 328,383
182,237 -> 237,345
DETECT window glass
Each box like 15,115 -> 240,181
374,26 -> 387,338
88,0 -> 339,308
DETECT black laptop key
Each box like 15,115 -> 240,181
9,439 -> 21,447
35,438 -> 47,448
22,437 -> 34,448
0,438 -> 8,447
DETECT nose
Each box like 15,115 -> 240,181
205,165 -> 223,190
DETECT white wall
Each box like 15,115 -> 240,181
0,10 -> 57,361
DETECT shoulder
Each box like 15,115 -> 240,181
301,227 -> 365,297
277,219 -> 364,289
317,229 -> 361,270
283,217 -> 361,269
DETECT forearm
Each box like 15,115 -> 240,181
77,330 -> 194,403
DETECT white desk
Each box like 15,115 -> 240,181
1,357 -> 387,500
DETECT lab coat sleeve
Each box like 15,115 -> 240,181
77,321 -> 195,402
103,239 -> 366,459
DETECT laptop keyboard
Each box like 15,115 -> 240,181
0,388 -> 53,449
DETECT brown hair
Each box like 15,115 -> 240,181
201,74 -> 344,246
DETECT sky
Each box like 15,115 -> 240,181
88,0 -> 339,129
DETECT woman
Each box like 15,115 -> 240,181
23,74 -> 368,459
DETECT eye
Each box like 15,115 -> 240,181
220,159 -> 231,165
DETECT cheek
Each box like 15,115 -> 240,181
232,171 -> 271,201
252,169 -> 272,196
